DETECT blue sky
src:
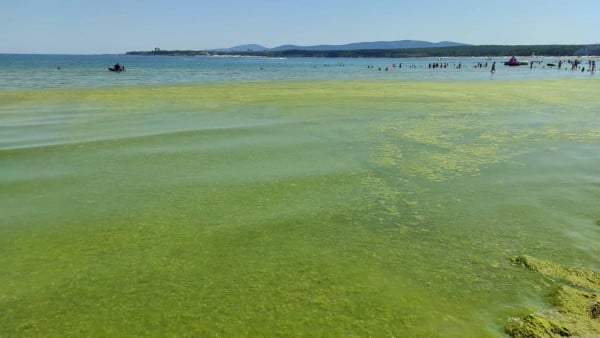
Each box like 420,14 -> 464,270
1,0 -> 599,54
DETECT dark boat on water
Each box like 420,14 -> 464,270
108,63 -> 125,72
504,56 -> 528,66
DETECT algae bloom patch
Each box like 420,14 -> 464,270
1,79 -> 599,337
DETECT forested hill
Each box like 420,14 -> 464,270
127,44 -> 595,58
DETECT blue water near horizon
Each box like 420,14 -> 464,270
0,53 -> 597,89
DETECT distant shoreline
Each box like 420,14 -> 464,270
127,44 -> 599,58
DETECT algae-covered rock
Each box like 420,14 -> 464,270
590,300 -> 600,319
549,286 -> 596,318
505,313 -> 571,338
507,255 -> 600,337
510,255 -> 600,291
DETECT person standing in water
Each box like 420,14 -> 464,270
491,62 -> 496,74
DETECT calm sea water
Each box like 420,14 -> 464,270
1,54 -> 599,336
0,53 -> 597,89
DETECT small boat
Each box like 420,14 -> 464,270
504,56 -> 528,66
108,67 -> 125,72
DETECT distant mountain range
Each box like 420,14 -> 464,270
214,40 -> 469,52
127,44 -> 589,58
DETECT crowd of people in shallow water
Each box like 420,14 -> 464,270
361,58 -> 597,75
305,58 -> 598,76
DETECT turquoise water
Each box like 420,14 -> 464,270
0,54 -> 597,89
1,55 -> 599,336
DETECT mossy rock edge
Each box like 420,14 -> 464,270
507,255 -> 600,337
505,313 -> 571,338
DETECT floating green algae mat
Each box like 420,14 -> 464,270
1,79 -> 599,336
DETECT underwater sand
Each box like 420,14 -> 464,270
1,79 -> 599,336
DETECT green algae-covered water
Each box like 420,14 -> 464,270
1,79 -> 599,336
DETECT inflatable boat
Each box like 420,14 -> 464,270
504,56 -> 528,66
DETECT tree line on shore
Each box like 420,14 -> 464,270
127,44 -> 599,58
